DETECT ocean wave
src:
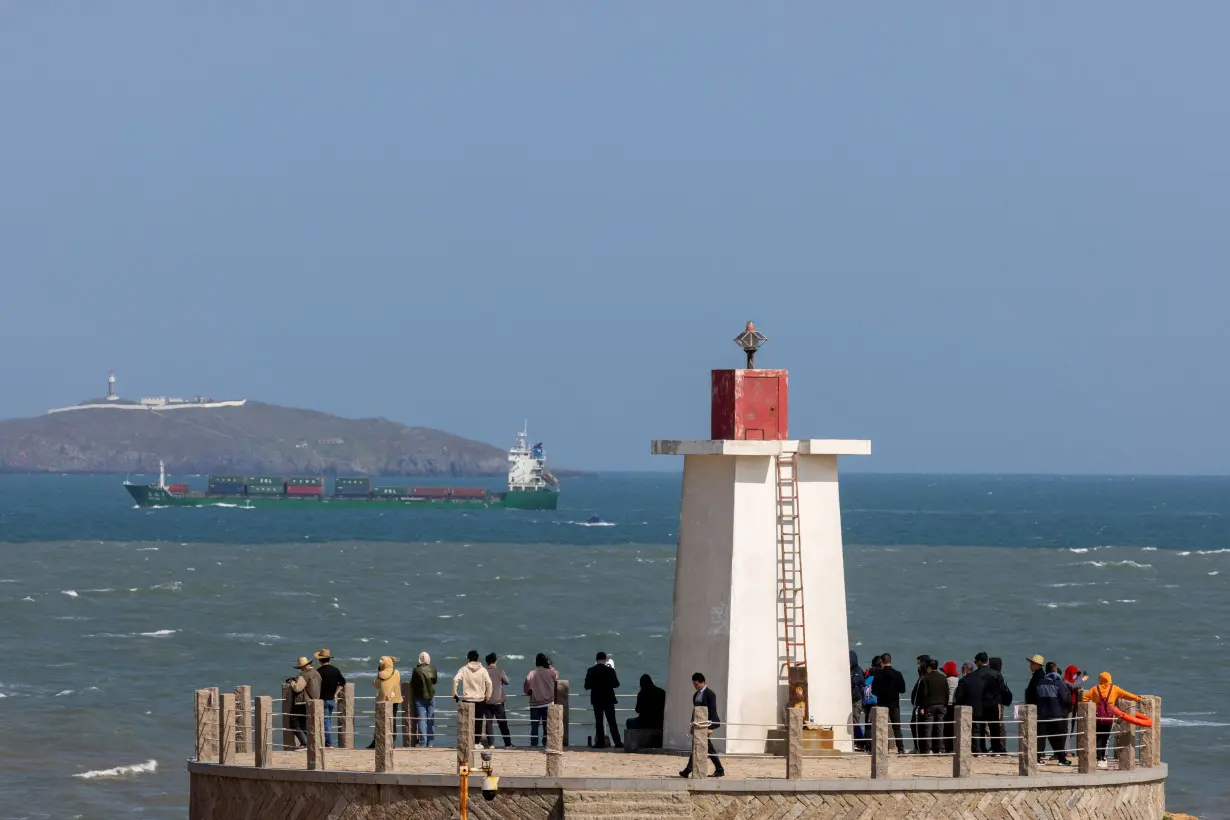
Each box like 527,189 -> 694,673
1210,571 -> 1220,576
505,654 -> 525,660
135,547 -> 159,552
54,689 -> 74,697
1197,549 -> 1230,555
149,581 -> 182,591
139,629 -> 178,637
61,590 -> 78,597
1041,602 -> 1084,609
0,579 -> 18,583
1162,718 -> 1230,728
1080,560 -> 1152,569
73,759 -> 158,779
1048,582 -> 1100,588
566,521 -> 616,527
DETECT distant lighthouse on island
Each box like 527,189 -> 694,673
45,371 -> 246,414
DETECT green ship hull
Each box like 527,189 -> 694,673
125,484 -> 558,510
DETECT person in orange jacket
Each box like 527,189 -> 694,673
1082,672 -> 1141,766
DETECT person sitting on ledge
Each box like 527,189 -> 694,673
624,674 -> 666,746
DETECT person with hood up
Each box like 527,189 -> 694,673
1063,665 -> 1085,750
941,661 -> 959,754
523,653 -> 558,748
1082,672 -> 1141,767
849,652 -> 867,752
1028,659 -> 1072,765
628,674 -> 666,731
367,656 -> 402,749
410,652 -> 438,747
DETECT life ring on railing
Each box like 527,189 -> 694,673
1111,705 -> 1153,728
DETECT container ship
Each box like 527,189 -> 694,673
124,428 -> 560,510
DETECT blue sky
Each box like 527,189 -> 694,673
1,4 -> 1227,473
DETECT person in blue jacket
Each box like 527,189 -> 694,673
679,672 -> 725,778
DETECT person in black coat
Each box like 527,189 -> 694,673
955,652 -> 1003,754
627,674 -> 666,732
987,657 -> 1011,754
583,652 -> 622,748
1027,659 -> 1072,765
679,672 -> 725,777
870,653 -> 907,753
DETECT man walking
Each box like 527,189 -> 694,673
410,652 -> 438,747
915,659 -> 949,754
481,652 -> 513,748
453,650 -> 493,749
870,653 -> 907,753
584,651 -> 622,748
313,649 -> 346,749
679,672 -> 725,778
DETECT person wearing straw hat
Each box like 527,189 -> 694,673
314,649 -> 346,749
289,656 -> 321,749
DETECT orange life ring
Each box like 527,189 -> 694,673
1111,705 -> 1153,728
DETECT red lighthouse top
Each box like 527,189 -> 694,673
711,322 -> 788,440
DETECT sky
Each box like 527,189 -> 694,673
1,4 -> 1228,473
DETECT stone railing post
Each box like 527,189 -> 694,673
689,706 -> 709,779
338,683 -> 355,749
953,705 -> 972,778
195,689 -> 219,762
234,686 -> 252,754
375,701 -> 394,772
545,703 -> 565,776
1077,701 -> 1096,774
218,693 -> 236,764
785,707 -> 804,780
870,706 -> 890,779
456,700 -> 476,764
1018,705 -> 1037,777
400,681 -> 413,747
1139,695 -> 1160,767
554,679 -> 571,748
306,699 -> 325,770
281,682 -> 294,749
1116,704 -> 1137,771
255,696 -> 272,767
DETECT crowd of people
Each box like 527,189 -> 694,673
850,650 -> 1142,768
283,648 -> 672,753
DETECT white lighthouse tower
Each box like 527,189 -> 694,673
652,324 -> 870,753
106,371 -> 118,401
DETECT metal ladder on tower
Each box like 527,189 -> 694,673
776,451 -> 808,711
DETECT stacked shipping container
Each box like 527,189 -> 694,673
334,477 -> 372,497
373,486 -> 409,497
247,476 -> 286,496
207,475 -> 245,495
286,476 -> 324,497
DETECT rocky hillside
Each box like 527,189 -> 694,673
0,401 -> 510,475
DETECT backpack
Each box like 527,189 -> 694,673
862,675 -> 878,706
1095,692 -> 1116,726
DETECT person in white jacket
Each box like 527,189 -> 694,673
453,649 -> 493,747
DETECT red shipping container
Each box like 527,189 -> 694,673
412,487 -> 450,498
711,369 -> 788,440
286,485 -> 323,496
167,483 -> 189,494
451,487 -> 487,499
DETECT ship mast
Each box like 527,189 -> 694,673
158,459 -> 166,489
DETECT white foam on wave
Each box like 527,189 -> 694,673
73,759 -> 158,779
1177,552 -> 1192,556
1197,549 -> 1230,555
1081,560 -> 1152,569
135,547 -> 159,552
1116,600 -> 1138,604
1162,717 -> 1230,728
83,588 -> 114,593
1042,602 -> 1083,609
1068,548 -> 1089,554
139,629 -> 178,637
0,579 -> 18,583
61,590 -> 78,597
55,689 -> 74,697
1141,547 -> 1157,551
505,654 -> 525,660
149,581 -> 182,591
571,520 -> 616,527
1210,571 -> 1220,576
1048,582 -> 1099,588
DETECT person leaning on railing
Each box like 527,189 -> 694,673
1082,672 -> 1141,768
367,656 -> 402,749
523,654 -> 558,748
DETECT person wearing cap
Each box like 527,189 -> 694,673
288,656 -> 321,749
314,649 -> 346,749
1030,661 -> 1073,765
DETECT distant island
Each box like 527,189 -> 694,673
0,374 -> 559,476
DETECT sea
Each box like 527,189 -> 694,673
1,472 -> 1227,819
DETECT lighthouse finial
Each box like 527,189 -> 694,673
732,321 -> 768,369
